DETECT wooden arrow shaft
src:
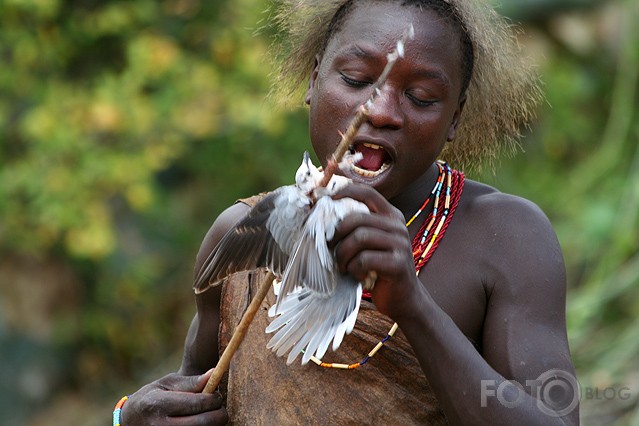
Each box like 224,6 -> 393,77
203,271 -> 275,393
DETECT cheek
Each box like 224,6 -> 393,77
310,85 -> 361,159
318,85 -> 358,121
396,122 -> 447,170
408,112 -> 453,149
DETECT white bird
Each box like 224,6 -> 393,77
193,151 -> 370,365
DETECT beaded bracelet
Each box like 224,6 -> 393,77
113,396 -> 129,426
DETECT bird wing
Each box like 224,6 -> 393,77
277,196 -> 370,303
277,198 -> 336,301
265,277 -> 362,365
266,196 -> 370,365
193,186 -> 311,294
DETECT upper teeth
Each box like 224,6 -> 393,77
349,142 -> 389,178
363,143 -> 382,150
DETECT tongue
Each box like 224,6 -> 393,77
355,145 -> 387,171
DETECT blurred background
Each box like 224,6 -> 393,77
0,0 -> 637,424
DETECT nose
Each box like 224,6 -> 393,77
366,85 -> 404,129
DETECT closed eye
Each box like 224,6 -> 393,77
340,73 -> 370,88
406,92 -> 436,107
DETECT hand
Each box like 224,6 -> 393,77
121,369 -> 228,425
330,183 -> 420,319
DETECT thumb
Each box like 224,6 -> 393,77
161,368 -> 215,393
194,368 -> 215,392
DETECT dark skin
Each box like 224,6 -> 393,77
122,2 -> 578,425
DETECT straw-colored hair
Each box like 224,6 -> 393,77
270,0 -> 542,172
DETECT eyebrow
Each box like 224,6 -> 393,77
336,44 -> 451,87
337,44 -> 377,60
415,69 -> 451,87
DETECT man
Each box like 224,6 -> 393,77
119,0 -> 577,424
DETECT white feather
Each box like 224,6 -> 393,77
267,280 -> 362,365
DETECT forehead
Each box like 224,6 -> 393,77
323,1 -> 463,82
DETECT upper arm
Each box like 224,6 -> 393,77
193,202 -> 252,277
179,202 -> 251,375
479,195 -> 576,394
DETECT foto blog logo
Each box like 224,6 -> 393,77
481,369 -> 581,417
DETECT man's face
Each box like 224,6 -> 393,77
306,1 -> 465,200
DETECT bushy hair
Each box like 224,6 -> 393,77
271,0 -> 542,172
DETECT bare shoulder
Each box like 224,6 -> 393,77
462,180 -> 551,228
194,202 -> 252,275
461,179 -> 558,245
459,179 -> 565,292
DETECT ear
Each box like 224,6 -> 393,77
304,56 -> 321,105
447,94 -> 466,142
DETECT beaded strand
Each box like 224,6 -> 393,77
305,323 -> 400,369
113,395 -> 129,426
412,163 -> 465,271
405,162 -> 445,227
309,161 -> 464,369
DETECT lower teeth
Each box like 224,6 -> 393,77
352,162 -> 390,177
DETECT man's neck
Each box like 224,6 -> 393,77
389,162 -> 441,231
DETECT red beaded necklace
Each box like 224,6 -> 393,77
308,161 -> 465,369
411,161 -> 465,272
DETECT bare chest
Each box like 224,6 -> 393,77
412,213 -> 490,351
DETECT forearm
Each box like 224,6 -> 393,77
179,285 -> 223,375
179,312 -> 219,375
396,287 -> 572,425
121,288 -> 226,423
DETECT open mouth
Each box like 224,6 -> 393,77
350,142 -> 392,177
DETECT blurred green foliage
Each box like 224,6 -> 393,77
0,0 -> 637,424
490,0 -> 639,377
0,0 -> 310,423
484,0 -> 639,422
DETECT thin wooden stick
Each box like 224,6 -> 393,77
201,24 -> 414,394
203,271 -> 275,393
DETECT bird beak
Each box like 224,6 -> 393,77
303,151 -> 311,167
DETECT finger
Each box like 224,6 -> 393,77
332,184 -> 394,215
160,369 -> 213,393
333,227 -> 404,273
195,368 -> 215,392
329,212 -> 381,247
156,390 -> 225,417
168,407 -> 229,426
330,212 -> 407,249
155,371 -> 224,416
340,211 -> 407,234
345,249 -> 411,282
